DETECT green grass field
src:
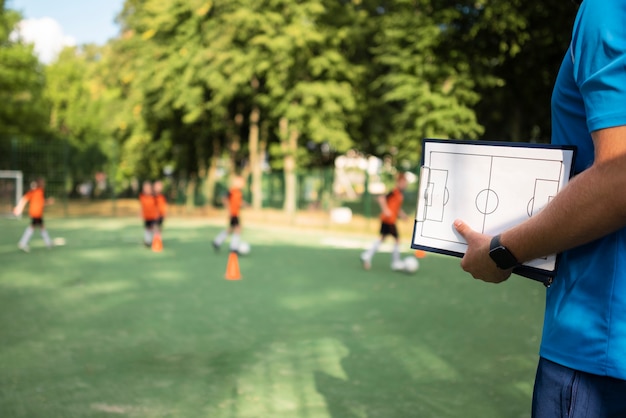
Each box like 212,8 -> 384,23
0,217 -> 545,418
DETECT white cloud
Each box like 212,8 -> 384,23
10,17 -> 77,64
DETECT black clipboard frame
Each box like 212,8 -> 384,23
410,138 -> 577,287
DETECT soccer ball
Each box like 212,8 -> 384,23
403,256 -> 419,273
391,259 -> 406,271
238,241 -> 251,255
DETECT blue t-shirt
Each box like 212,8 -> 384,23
543,0 -> 626,379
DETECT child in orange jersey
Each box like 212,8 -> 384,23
212,175 -> 247,253
139,181 -> 159,247
360,172 -> 408,270
153,180 -> 167,233
13,178 -> 54,252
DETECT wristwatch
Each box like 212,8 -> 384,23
489,235 -> 519,270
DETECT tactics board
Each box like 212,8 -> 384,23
411,139 -> 576,283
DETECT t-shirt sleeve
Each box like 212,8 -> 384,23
573,0 -> 626,132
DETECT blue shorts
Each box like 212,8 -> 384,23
532,357 -> 626,418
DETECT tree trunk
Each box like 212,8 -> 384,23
259,120 -> 269,209
280,116 -> 298,216
510,105 -> 523,141
205,138 -> 220,207
249,105 -> 262,210
229,108 -> 244,178
185,174 -> 196,214
196,136 -> 207,206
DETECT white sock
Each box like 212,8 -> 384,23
144,229 -> 153,245
40,229 -> 52,247
214,230 -> 228,245
19,226 -> 34,247
362,239 -> 382,261
392,242 -> 401,263
230,233 -> 240,252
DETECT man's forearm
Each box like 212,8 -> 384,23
502,155 -> 626,263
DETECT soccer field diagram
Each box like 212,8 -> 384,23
412,140 -> 575,275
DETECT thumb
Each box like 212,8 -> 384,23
453,219 -> 473,240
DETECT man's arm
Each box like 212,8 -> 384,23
454,125 -> 626,283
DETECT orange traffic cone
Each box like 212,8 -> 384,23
152,234 -> 163,252
225,251 -> 241,280
415,249 -> 426,259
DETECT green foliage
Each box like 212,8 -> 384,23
371,5 -> 483,162
472,1 -> 579,141
2,0 -> 579,206
0,6 -> 47,136
44,46 -> 114,183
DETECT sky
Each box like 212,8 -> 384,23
8,0 -> 125,63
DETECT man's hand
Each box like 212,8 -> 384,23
453,219 -> 512,284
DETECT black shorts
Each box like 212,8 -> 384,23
157,217 -> 164,226
230,216 -> 240,227
144,219 -> 157,228
380,222 -> 398,239
31,217 -> 44,226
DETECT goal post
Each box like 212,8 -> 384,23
0,170 -> 23,215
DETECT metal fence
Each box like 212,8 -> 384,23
1,136 -> 420,219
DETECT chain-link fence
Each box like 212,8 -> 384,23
1,136 -> 420,219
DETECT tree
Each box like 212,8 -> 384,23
471,1 -> 578,142
250,0 -> 361,215
26,0 -> 578,213
44,45 -> 114,189
370,0 -> 483,164
0,3 -> 47,137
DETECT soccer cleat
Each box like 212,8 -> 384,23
18,244 -> 30,253
212,241 -> 220,253
360,254 -> 371,270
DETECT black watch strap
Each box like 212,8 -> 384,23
489,235 -> 519,270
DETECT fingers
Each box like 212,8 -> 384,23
453,219 -> 473,241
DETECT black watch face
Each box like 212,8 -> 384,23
491,247 -> 518,269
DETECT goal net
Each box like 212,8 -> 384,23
0,170 -> 23,216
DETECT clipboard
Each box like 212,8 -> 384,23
411,139 -> 577,286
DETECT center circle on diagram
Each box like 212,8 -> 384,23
476,189 -> 498,215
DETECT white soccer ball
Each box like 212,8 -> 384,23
391,259 -> 406,271
403,256 -> 420,273
238,241 -> 251,255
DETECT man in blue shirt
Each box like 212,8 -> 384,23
454,0 -> 626,416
